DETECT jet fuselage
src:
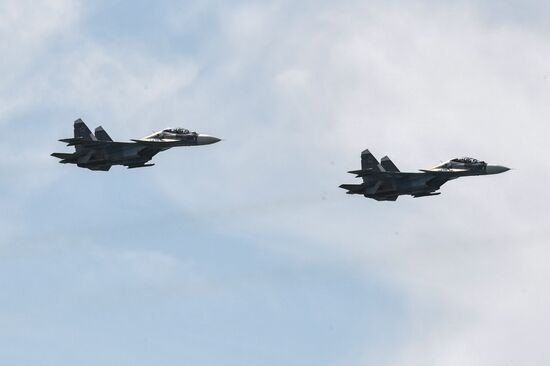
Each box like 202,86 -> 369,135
341,151 -> 509,201
52,120 -> 221,171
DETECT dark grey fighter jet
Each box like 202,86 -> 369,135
340,149 -> 509,201
51,119 -> 221,171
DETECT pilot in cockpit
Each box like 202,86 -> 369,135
163,128 -> 190,135
432,157 -> 487,171
452,157 -> 482,165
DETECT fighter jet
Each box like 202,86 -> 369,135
340,149 -> 509,201
51,119 -> 221,171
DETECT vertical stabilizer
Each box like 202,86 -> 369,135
94,126 -> 113,141
74,119 -> 95,140
361,149 -> 381,172
360,149 -> 383,187
380,156 -> 400,172
73,119 -> 96,152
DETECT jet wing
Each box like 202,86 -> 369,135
348,169 -> 374,175
51,152 -> 79,160
59,139 -> 135,148
349,170 -> 420,179
130,139 -> 187,147
137,147 -> 162,160
51,152 -> 83,164
371,172 -> 418,178
419,168 -> 468,173
126,163 -> 155,169
88,165 -> 112,171
413,192 -> 441,198
374,195 -> 399,201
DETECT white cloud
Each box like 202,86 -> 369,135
152,2 -> 550,365
1,0 -> 550,364
81,246 -> 210,296
0,0 -> 81,117
0,2 -> 199,192
0,0 -> 79,50
275,68 -> 311,94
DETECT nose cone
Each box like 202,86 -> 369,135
196,134 -> 221,145
485,165 -> 510,174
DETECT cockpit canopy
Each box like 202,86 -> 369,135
143,127 -> 197,140
163,128 -> 190,135
432,157 -> 487,170
451,157 -> 484,164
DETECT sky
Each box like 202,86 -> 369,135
1,0 -> 550,365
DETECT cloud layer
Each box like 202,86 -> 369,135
1,1 -> 549,365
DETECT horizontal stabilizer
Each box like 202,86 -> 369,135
59,138 -> 110,148
59,137 -> 83,144
339,184 -> 364,194
51,152 -> 75,159
348,169 -> 373,176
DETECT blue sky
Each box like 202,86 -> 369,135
1,0 -> 550,365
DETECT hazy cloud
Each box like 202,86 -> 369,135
1,1 -> 549,365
